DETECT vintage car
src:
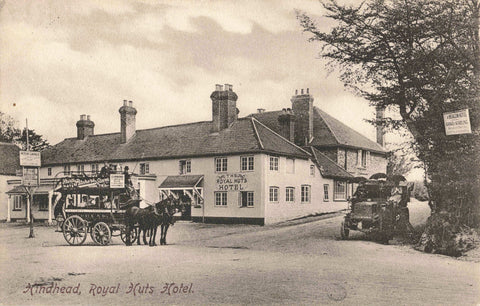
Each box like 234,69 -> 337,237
340,175 -> 413,243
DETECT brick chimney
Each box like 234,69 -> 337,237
76,114 -> 94,140
211,83 -> 238,132
376,106 -> 385,147
278,108 -> 295,142
119,100 -> 137,143
291,88 -> 314,145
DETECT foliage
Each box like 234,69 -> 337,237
386,139 -> 420,177
0,112 -> 19,143
0,112 -> 50,151
297,0 -> 480,253
412,180 -> 429,201
16,128 -> 51,151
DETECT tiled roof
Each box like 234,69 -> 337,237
0,142 -> 20,175
309,147 -> 353,179
7,184 -> 54,194
250,108 -> 386,154
252,119 -> 311,158
42,118 -> 310,166
159,175 -> 204,188
311,108 -> 385,153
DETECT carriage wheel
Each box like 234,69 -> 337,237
91,222 -> 111,246
340,221 -> 349,240
120,227 -> 137,244
63,216 -> 88,246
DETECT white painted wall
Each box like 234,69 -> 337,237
263,155 -> 347,224
150,154 -> 265,220
0,175 -> 17,220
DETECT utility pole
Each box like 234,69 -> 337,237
26,119 -> 35,238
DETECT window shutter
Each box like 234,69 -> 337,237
366,151 -> 370,167
357,150 -> 361,165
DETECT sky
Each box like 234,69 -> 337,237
0,0 -> 405,151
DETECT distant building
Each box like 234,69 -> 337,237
5,84 -> 386,224
0,143 -> 20,221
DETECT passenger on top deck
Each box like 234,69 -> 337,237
99,161 -> 111,178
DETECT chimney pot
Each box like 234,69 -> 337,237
257,108 -> 265,113
307,88 -> 309,94
77,114 -> 94,139
119,100 -> 137,143
376,106 -> 385,147
215,84 -> 223,91
211,83 -> 238,132
295,89 -> 298,95
291,88 -> 314,145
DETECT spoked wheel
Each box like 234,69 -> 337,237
63,216 -> 88,246
120,227 -> 137,244
340,221 -> 349,240
91,222 -> 111,246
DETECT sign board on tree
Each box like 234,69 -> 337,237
19,151 -> 41,167
109,174 -> 125,188
443,109 -> 472,135
22,168 -> 39,187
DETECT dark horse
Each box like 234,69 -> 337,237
124,204 -> 157,246
125,196 -> 182,246
151,196 -> 181,245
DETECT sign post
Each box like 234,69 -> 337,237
20,119 -> 41,238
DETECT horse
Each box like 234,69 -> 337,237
146,195 -> 189,246
124,203 -> 158,246
134,205 -> 158,246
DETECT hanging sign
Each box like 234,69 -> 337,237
109,174 -> 125,188
22,168 -> 39,187
443,109 -> 472,135
19,151 -> 41,167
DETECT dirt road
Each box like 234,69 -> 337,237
0,201 -> 478,305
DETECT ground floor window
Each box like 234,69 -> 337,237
38,196 -> 48,211
215,192 -> 227,206
301,185 -> 311,203
286,187 -> 295,202
324,184 -> 329,201
13,195 -> 23,211
334,181 -> 347,200
240,191 -> 254,207
269,186 -> 279,202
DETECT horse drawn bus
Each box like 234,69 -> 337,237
54,170 -> 141,246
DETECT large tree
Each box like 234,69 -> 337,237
0,112 -> 50,151
297,0 -> 480,255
